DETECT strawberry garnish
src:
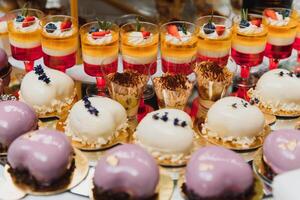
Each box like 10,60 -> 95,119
60,20 -> 72,31
251,19 -> 262,27
215,25 -> 225,36
167,25 -> 180,38
264,9 -> 277,20
22,16 -> 35,27
142,31 -> 150,39
92,30 -> 110,39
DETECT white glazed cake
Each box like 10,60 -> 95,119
19,65 -> 76,116
135,108 -> 194,165
202,96 -> 265,147
65,96 -> 127,148
273,169 -> 300,200
249,69 -> 300,116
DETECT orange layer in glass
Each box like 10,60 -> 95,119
197,32 -> 231,54
41,28 -> 78,52
232,25 -> 268,47
121,33 -> 159,58
7,21 -> 40,43
161,33 -> 197,59
263,18 -> 297,39
82,31 -> 119,57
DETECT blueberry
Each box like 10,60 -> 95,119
152,113 -> 159,120
16,15 -> 24,22
173,118 -> 179,126
203,22 -> 215,34
181,121 -> 187,128
280,10 -> 290,18
45,23 -> 57,33
239,19 -> 250,28
89,26 -> 98,34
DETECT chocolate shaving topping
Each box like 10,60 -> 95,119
288,72 -> 294,77
152,113 -> 159,120
193,61 -> 232,82
83,96 -> 99,116
159,74 -> 189,90
181,121 -> 187,128
160,112 -> 169,122
34,65 -> 51,84
232,103 -> 237,108
174,118 -> 179,126
110,71 -> 143,87
278,71 -> 284,77
241,100 -> 248,108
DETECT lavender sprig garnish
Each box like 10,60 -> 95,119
83,96 -> 99,116
34,65 -> 51,84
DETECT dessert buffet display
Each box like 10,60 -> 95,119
0,3 -> 300,200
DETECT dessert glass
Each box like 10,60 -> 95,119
120,21 -> 159,75
7,8 -> 44,72
40,15 -> 78,72
293,9 -> 300,67
196,15 -> 232,67
232,12 -> 268,99
160,21 -> 198,75
80,21 -> 119,96
263,8 -> 297,70
104,69 -> 148,120
0,13 -> 10,56
152,72 -> 195,110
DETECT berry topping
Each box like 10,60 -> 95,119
16,15 -> 24,22
177,24 -> 187,34
203,22 -> 215,34
45,23 -> 57,33
91,30 -> 110,39
83,96 -> 99,116
89,26 -> 98,34
279,10 -> 290,19
251,19 -> 262,27
264,9 -> 277,20
239,9 -> 250,28
22,16 -> 35,28
167,25 -> 180,38
215,25 -> 225,36
60,20 -> 72,31
239,19 -> 250,28
142,31 -> 150,39
34,65 -> 51,84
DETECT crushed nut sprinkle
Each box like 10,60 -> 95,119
158,74 -> 190,90
110,70 -> 145,87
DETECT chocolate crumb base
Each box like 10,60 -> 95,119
7,157 -> 76,192
194,61 -> 231,82
92,186 -> 158,200
110,71 -> 144,87
181,181 -> 255,200
159,74 -> 189,90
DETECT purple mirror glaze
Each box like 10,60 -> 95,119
7,129 -> 73,185
93,144 -> 159,198
263,129 -> 300,174
185,146 -> 253,198
0,101 -> 37,147
0,48 -> 8,71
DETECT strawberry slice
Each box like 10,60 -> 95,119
251,19 -> 262,27
22,16 -> 35,27
167,25 -> 180,38
92,31 -> 108,39
60,20 -> 72,31
215,25 -> 225,36
142,31 -> 150,39
264,9 -> 277,20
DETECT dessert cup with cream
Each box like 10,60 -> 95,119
40,15 -> 78,72
263,8 -> 297,70
80,21 -> 119,96
160,21 -> 198,75
120,20 -> 159,75
7,8 -> 44,72
105,69 -> 148,120
197,15 -> 232,67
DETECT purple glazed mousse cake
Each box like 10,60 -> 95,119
263,130 -> 300,179
0,101 -> 37,152
7,129 -> 75,191
183,146 -> 254,200
93,144 -> 159,200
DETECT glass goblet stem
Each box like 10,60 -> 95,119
96,76 -> 106,96
24,61 -> 34,73
269,58 -> 279,70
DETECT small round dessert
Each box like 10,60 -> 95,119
64,96 -> 128,150
249,69 -> 300,116
135,108 -> 195,166
92,144 -> 159,200
19,65 -> 76,118
262,130 -> 300,180
6,129 -> 75,191
0,101 -> 37,153
182,146 -> 257,200
202,96 -> 268,149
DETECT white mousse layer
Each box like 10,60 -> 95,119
123,54 -> 156,65
127,31 -> 153,46
162,55 -> 195,64
82,53 -> 118,65
65,96 -> 127,147
267,36 -> 295,46
232,43 -> 266,54
42,46 -> 77,57
197,48 -> 229,58
9,37 -> 40,49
